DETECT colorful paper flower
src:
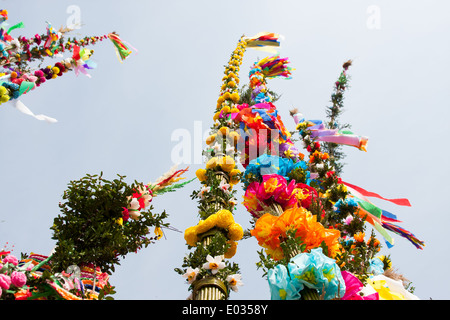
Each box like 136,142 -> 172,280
288,248 -> 346,300
243,155 -> 304,184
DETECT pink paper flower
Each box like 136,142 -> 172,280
341,271 -> 379,300
0,273 -> 11,290
243,174 -> 298,217
11,271 -> 27,288
3,254 -> 18,266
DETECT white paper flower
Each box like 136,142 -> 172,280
129,209 -> 141,220
219,180 -> 230,194
200,186 -> 210,199
212,143 -> 222,153
226,274 -> 243,292
182,267 -> 199,284
129,198 -> 141,210
202,255 -> 225,275
229,198 -> 238,208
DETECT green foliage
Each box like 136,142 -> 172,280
174,231 -> 240,291
256,228 -> 306,278
50,172 -> 169,275
322,62 -> 353,176
238,84 -> 281,106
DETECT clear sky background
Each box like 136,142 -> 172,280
1,0 -> 448,300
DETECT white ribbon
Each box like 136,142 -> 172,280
13,100 -> 58,123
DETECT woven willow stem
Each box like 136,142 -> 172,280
193,277 -> 228,300
300,287 -> 321,300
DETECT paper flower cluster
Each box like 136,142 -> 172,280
243,173 -> 318,218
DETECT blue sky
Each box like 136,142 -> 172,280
1,0 -> 448,299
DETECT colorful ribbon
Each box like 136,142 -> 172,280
341,181 -> 424,249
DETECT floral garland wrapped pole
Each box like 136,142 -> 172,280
0,9 -> 133,121
176,33 -> 281,300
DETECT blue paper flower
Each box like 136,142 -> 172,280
288,248 -> 346,300
267,264 -> 302,300
333,197 -> 358,213
368,257 -> 385,275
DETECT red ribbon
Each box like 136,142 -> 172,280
341,181 -> 411,207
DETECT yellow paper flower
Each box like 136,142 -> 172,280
154,227 -> 163,240
184,226 -> 198,247
219,156 -> 235,172
230,92 -> 240,103
223,92 -> 231,100
213,111 -> 221,121
229,169 -> 241,185
219,126 -> 230,136
206,134 -> 217,145
224,241 -> 237,258
228,223 -> 244,241
220,105 -> 231,115
206,157 -> 218,169
216,209 -> 234,228
196,168 -> 207,182
228,131 -> 240,145
196,214 -> 218,234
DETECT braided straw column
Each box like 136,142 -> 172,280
191,37 -> 248,300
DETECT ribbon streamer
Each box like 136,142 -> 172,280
243,32 -> 281,53
341,181 -> 411,207
13,100 -> 58,123
296,118 -> 368,151
342,182 -> 423,249
107,33 -> 134,62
